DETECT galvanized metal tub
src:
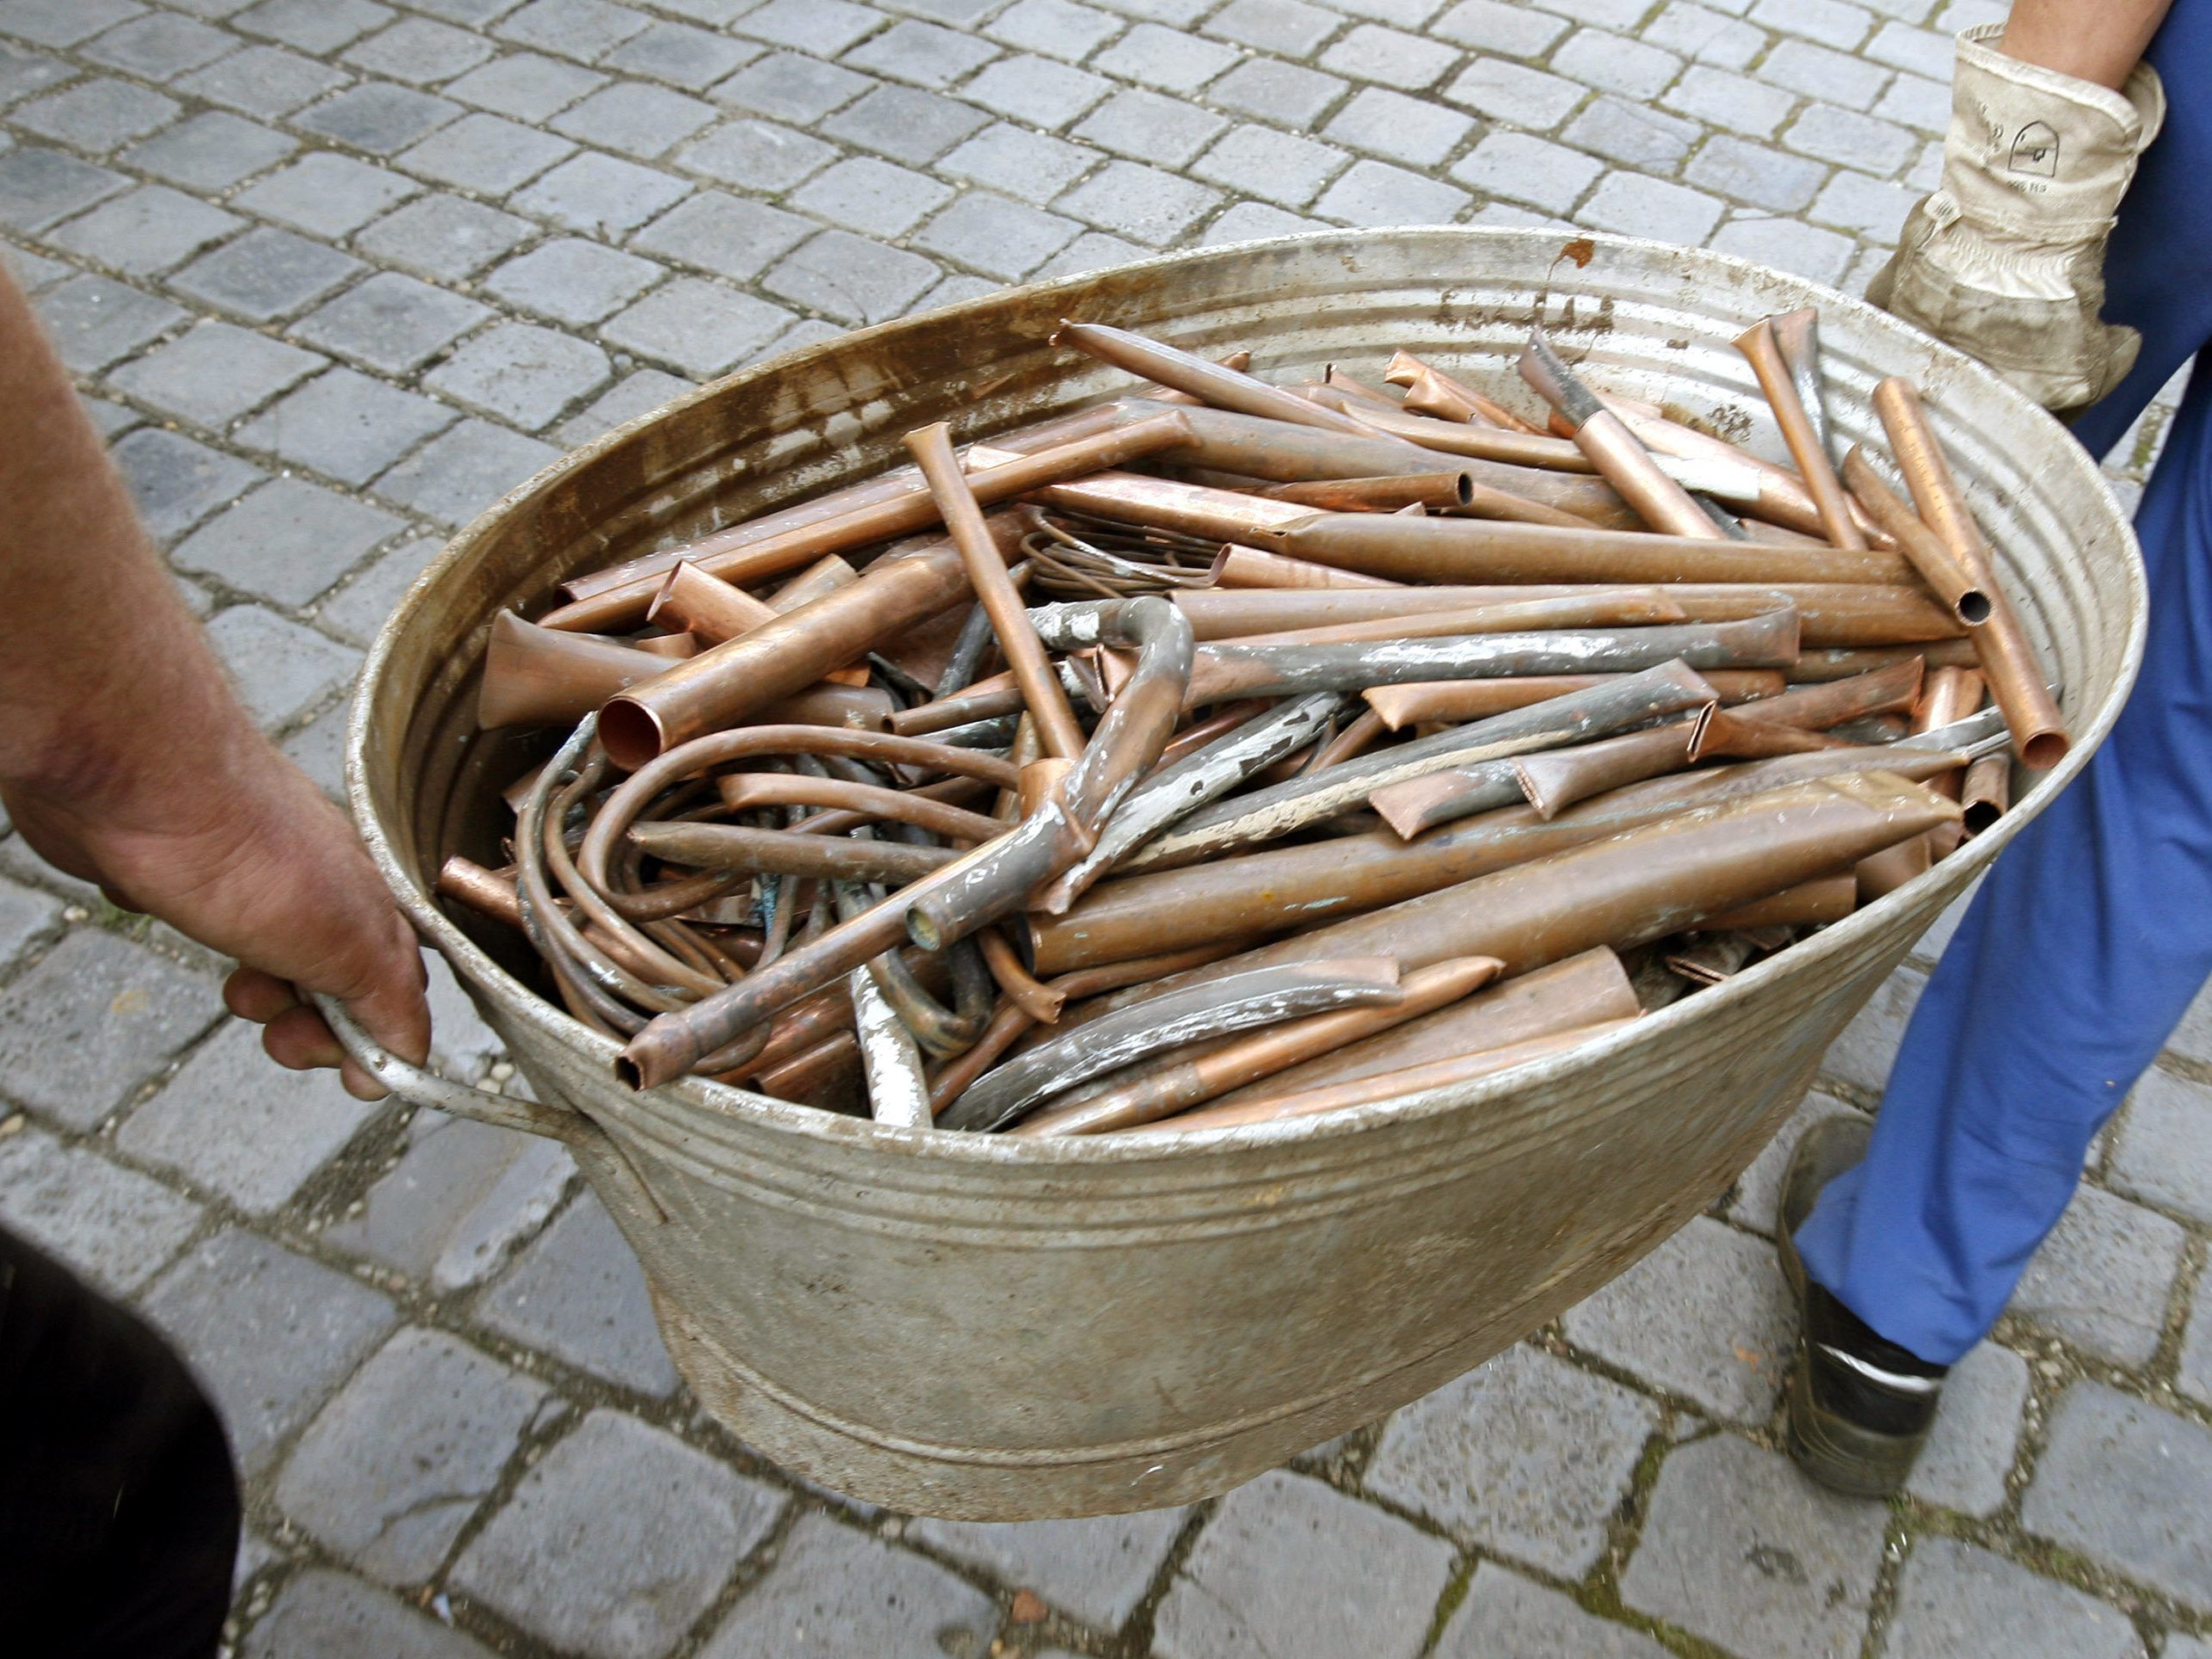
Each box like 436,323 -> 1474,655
339,230 -> 2144,1520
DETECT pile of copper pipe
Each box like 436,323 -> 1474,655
436,312 -> 2049,1133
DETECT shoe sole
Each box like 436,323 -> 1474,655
1785,1358 -> 1921,1499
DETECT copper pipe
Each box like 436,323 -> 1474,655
1029,745 -> 1975,974
1212,545 -> 1404,590
1174,583 -> 1955,650
712,773 -> 1007,842
478,613 -> 677,730
1128,1021 -> 1639,1133
1137,348 -> 1254,404
1790,641 -> 1977,681
437,854 -> 526,929
978,925 -> 1063,1024
1176,609 -> 1796,708
1909,663 -> 1985,860
1014,956 -> 1502,1137
1962,755 -> 2010,834
1384,350 -> 1543,432
1840,448 -> 1991,626
649,560 -> 779,644
1498,719 -> 1704,825
1126,659 -> 1716,872
1873,377 -> 2068,768
1321,365 -> 1402,409
1150,699 -> 1272,770
632,632 -> 699,657
1258,472 -> 1473,514
907,422 -> 1088,763
1611,399 -> 1889,547
1365,669 -> 1784,729
1721,656 -> 1925,734
1026,596 -> 1194,830
1026,469 -> 1317,544
1224,590 -> 1690,650
1053,318 -> 1377,436
1251,513 -> 1913,587
1519,333 -> 1726,540
1448,481 -> 1597,529
629,820 -> 954,884
597,518 -> 1023,769
1394,365 -> 1488,424
767,553 -> 858,613
1769,308 -> 1837,466
1736,318 -> 1864,549
1324,393 -> 1611,473
890,683 -> 1027,736
1303,706 -> 1387,773
1688,707 -> 1852,762
754,1029 -> 864,1106
1701,873 -> 1858,931
1854,831 -> 1932,903
543,412 -> 1192,632
938,956 -> 1406,1132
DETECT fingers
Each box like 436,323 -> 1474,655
224,965 -> 299,1024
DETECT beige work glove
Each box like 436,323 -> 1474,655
1866,23 -> 2164,415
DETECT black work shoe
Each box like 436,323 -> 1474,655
1775,1113 -> 1950,1498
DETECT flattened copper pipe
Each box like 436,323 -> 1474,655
1790,641 -> 1977,681
438,855 -> 526,929
1365,669 -> 1784,729
1688,707 -> 1852,762
907,421 -> 1088,763
543,412 -> 1191,632
1258,472 -> 1474,514
1253,514 -> 1913,587
1770,308 -> 1837,465
1394,365 -> 1488,424
1027,469 -> 1317,544
1520,332 -> 1725,540
1498,718 -> 1704,824
1873,377 -> 2068,768
1384,350 -> 1543,432
1840,448 -> 1992,626
1128,1020 -> 1638,1133
1701,873 -> 1858,931
1212,545 -> 1404,590
940,956 -> 1407,1132
1722,656 -> 1925,734
649,560 -> 779,644
1302,706 -> 1387,774
766,554 -> 859,613
632,632 -> 699,657
1053,318 -> 1377,436
713,773 -> 1008,842
478,612 -> 674,730
1736,318 -> 1865,549
1014,956 -> 1502,1137
1225,590 -> 1690,650
1962,755 -> 2010,834
1174,583 -> 1955,650
629,820 -> 954,884
1029,746 -> 1975,973
1854,831 -> 1931,903
1321,365 -> 1402,408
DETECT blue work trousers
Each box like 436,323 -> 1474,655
1795,2 -> 2212,1366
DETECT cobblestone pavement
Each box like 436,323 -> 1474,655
0,0 -> 2204,1654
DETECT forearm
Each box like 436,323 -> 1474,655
0,272 -> 256,831
2002,0 -> 2172,88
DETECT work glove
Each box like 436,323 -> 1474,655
1865,22 -> 2164,415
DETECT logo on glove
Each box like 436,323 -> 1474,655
2008,122 -> 2061,177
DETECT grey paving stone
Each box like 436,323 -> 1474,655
1192,123 -> 1346,209
1878,69 -> 1952,134
45,184 -> 238,278
172,476 -> 400,606
678,117 -> 836,191
0,1121 -> 203,1294
276,1327 -> 552,1585
1865,16 -> 1950,78
139,1229 -> 398,1476
2183,1285 -> 2212,1409
1665,63 -> 1817,139
942,121 -> 1099,205
736,0 -> 881,55
554,366 -> 693,445
1323,85 -> 1472,167
1201,200 -> 1320,244
1094,20 -> 1240,93
550,79 -> 715,158
342,15 -> 496,83
761,230 -> 934,326
108,318 -> 323,429
712,50 -> 873,124
1888,1536 -> 2144,1659
601,272 -> 796,371
0,40 -> 71,107
1432,0 -> 1568,53
13,76 -> 180,152
82,392 -> 145,439
2165,1637 -> 2212,1659
1209,56 -> 1348,127
506,151 -> 687,237
1321,22 -> 1461,90
0,148 -> 128,235
396,111 -> 576,194
0,241 -> 64,290
0,875 -> 61,968
1205,0 -> 1336,53
1562,1215 -> 1792,1422
312,530 -> 442,643
354,191 -> 532,281
291,271 -> 490,375
1727,1089 -> 1859,1233
293,82 -> 465,156
455,1409 -> 785,1659
1819,960 -> 1927,1095
119,1018 -> 384,1210
1710,213 -> 1857,285
823,81 -> 990,164
237,0 -> 394,54
1758,36 -> 1891,105
1621,1433 -> 1889,1658
204,603 -> 362,727
1436,1563 -> 1670,1659
444,49 -> 606,120
495,0 -> 651,60
1032,227 -> 1148,278
1311,156 -> 1467,226
112,425 -> 265,540
1369,1342 -> 1661,1577
1154,1468 -> 1452,1659
420,320 -> 606,429
1443,57 -> 1586,130
1645,0 -> 1765,65
1057,158 -> 1218,244
2109,1067 -> 2212,1223
237,367 -> 457,485
81,12 -> 235,80
122,111 -> 298,191
847,17 -> 1001,89
372,417 -> 560,526
631,190 -> 808,280
482,240 -> 650,328
0,0 -> 147,50
697,1515 -> 999,1657
1903,1339 -> 2028,1517
169,226 -> 364,324
2024,1382 -> 2212,1613
1753,0 -> 1876,48
1786,101 -> 1918,175
175,45 -> 349,119
989,0 -> 1124,58
234,153 -> 417,239
1689,133 -> 1833,213
1073,88 -> 1227,169
789,154 -> 953,238
912,190 -> 1079,280
280,697 -> 347,798
909,1506 -> 1187,1630
603,19 -> 756,88
243,1569 -> 496,1658
958,54 -> 1111,133
2009,1184 -> 2185,1366
330,1110 -> 575,1290
472,1190 -> 678,1393
1450,129 -> 1601,214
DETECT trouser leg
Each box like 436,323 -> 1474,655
0,1228 -> 241,1659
